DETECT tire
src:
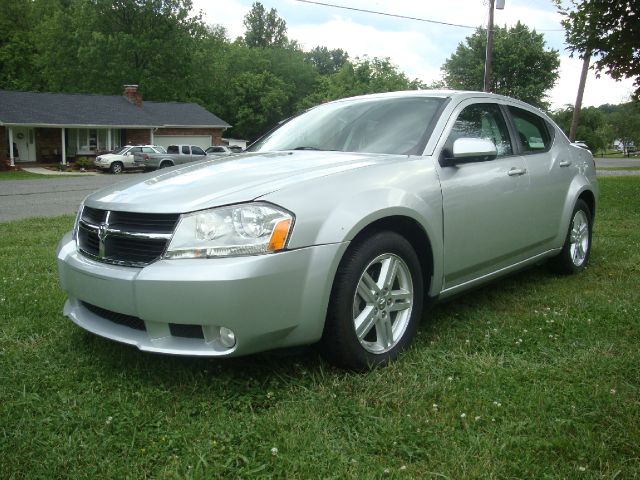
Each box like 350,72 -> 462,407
110,162 -> 123,174
550,199 -> 592,274
158,161 -> 172,169
321,231 -> 424,370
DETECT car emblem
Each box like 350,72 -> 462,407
98,212 -> 111,258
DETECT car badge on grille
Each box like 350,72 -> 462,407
98,211 -> 111,258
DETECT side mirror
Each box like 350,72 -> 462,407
441,138 -> 498,166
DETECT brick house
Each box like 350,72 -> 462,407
0,85 -> 230,169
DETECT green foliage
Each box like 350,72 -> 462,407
442,22 -> 560,109
243,1 -> 288,48
228,72 -> 289,140
552,106 -> 613,152
557,0 -> 640,98
609,103 -> 640,153
305,46 -> 349,75
74,157 -> 93,170
552,102 -> 640,153
299,57 -> 426,109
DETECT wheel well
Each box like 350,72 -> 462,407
578,190 -> 596,219
160,160 -> 173,167
350,216 -> 434,293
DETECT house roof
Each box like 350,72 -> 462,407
0,90 -> 230,128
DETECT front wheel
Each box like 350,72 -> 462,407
321,231 -> 424,370
551,199 -> 592,274
110,161 -> 123,174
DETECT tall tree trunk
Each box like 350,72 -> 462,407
569,50 -> 591,142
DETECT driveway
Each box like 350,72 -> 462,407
0,172 -> 144,223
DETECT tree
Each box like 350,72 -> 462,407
552,106 -> 612,152
299,57 -> 425,109
610,103 -> 640,155
227,72 -> 289,140
243,2 -> 287,48
305,46 -> 349,75
442,22 -> 560,109
557,0 -> 640,99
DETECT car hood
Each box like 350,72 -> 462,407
84,151 -> 402,213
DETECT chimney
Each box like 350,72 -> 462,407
123,84 -> 142,107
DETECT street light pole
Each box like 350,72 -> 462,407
483,0 -> 504,93
483,0 -> 495,92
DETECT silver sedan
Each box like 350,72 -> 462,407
57,91 -> 597,370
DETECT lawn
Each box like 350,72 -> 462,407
0,170 -> 56,180
1,177 -> 639,479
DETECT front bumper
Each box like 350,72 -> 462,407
57,232 -> 347,357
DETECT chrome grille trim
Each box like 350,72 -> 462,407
77,206 -> 179,267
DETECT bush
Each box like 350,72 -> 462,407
74,157 -> 93,170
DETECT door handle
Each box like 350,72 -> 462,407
559,160 -> 572,167
507,167 -> 527,176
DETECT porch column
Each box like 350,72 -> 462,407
150,128 -> 154,145
8,127 -> 15,167
61,127 -> 66,165
107,129 -> 112,151
76,129 -> 80,152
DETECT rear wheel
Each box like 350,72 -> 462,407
322,231 -> 424,370
110,161 -> 123,174
159,161 -> 172,169
551,199 -> 592,274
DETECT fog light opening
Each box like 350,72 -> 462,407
219,327 -> 236,348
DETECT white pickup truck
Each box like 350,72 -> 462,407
133,144 -> 207,170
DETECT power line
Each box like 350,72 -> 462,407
294,0 -> 477,29
294,0 -> 565,32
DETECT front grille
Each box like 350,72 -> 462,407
82,302 -> 146,331
77,207 -> 179,267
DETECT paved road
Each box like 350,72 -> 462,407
594,157 -> 640,168
0,172 -> 144,223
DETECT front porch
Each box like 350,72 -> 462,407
2,126 -> 153,167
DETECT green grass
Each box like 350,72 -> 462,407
1,177 -> 639,479
0,170 -> 56,180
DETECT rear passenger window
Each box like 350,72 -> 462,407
508,106 -> 552,153
167,145 -> 179,154
181,146 -> 190,154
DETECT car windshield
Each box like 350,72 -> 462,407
248,96 -> 445,155
111,146 -> 127,154
154,146 -> 167,153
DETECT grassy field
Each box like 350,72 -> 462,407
1,177 -> 639,479
0,170 -> 56,180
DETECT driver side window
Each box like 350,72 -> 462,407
447,103 -> 513,157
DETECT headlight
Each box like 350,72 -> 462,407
165,203 -> 294,259
72,204 -> 83,241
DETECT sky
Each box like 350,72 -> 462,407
192,0 -> 636,110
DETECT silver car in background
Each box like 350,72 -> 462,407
57,91 -> 597,370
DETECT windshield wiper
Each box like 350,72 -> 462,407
293,146 -> 323,150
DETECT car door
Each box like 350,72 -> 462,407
191,146 -> 206,161
507,105 -> 574,250
437,101 -> 532,290
125,147 -> 142,167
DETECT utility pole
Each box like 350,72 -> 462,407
483,0 -> 505,93
569,50 -> 591,142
